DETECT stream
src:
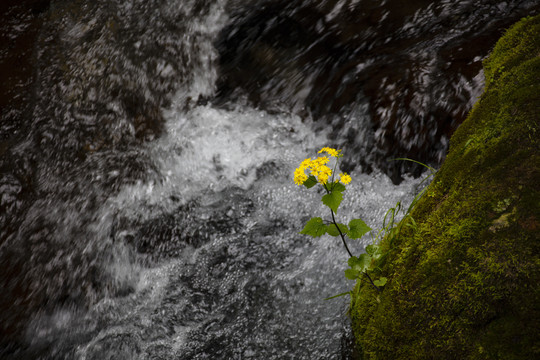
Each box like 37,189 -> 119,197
1,0 -> 539,359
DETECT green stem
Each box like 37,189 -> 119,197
323,179 -> 381,293
330,209 -> 353,258
324,182 -> 353,258
323,184 -> 353,257
363,270 -> 381,292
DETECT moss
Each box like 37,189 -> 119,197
483,15 -> 540,84
350,15 -> 540,359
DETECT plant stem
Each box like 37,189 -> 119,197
323,182 -> 353,258
363,271 -> 381,292
330,209 -> 353,258
322,180 -> 382,293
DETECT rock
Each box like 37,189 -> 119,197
349,15 -> 540,359
214,0 -> 540,182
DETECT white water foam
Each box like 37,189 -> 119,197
78,97 -> 428,357
106,104 -> 331,221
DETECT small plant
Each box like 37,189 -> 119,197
294,148 -> 436,299
293,147 -> 387,296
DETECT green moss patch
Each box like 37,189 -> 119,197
350,15 -> 540,360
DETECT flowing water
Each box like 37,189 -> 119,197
1,0 -> 539,359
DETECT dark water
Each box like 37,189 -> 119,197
1,0 -> 538,359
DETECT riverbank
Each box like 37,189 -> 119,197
350,14 -> 540,359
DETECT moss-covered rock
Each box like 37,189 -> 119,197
350,15 -> 540,359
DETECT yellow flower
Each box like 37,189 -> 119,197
310,156 -> 329,169
312,167 -> 332,184
309,156 -> 332,184
294,148 -> 348,186
293,158 -> 311,185
299,158 -> 313,168
293,156 -> 333,185
318,147 -> 341,158
294,168 -> 308,185
339,173 -> 352,185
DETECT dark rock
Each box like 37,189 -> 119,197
214,0 -> 540,182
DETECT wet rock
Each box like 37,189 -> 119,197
350,15 -> 540,358
215,0 -> 540,182
0,0 -> 51,143
121,187 -> 254,260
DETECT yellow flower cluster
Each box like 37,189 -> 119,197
318,147 -> 341,157
294,156 -> 333,185
310,156 -> 332,184
293,158 -> 311,185
294,147 -> 348,186
339,173 -> 352,184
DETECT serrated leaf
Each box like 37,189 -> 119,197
299,217 -> 327,237
348,218 -> 372,239
366,244 -> 378,255
365,244 -> 383,260
326,223 -> 348,237
373,277 -> 387,287
302,175 -> 318,189
349,253 -> 372,272
357,253 -> 372,271
331,182 -> 346,192
322,191 -> 343,213
344,268 -> 360,280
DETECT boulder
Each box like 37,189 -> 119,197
350,15 -> 540,359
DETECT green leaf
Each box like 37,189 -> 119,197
357,253 -> 372,271
348,254 -> 372,272
366,244 -> 383,260
324,291 -> 351,300
331,182 -> 346,193
373,277 -> 388,287
322,191 -> 343,213
348,218 -> 372,239
326,223 -> 348,237
299,217 -> 327,237
303,175 -> 318,189
347,256 -> 359,267
344,268 -> 360,280
365,244 -> 378,255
